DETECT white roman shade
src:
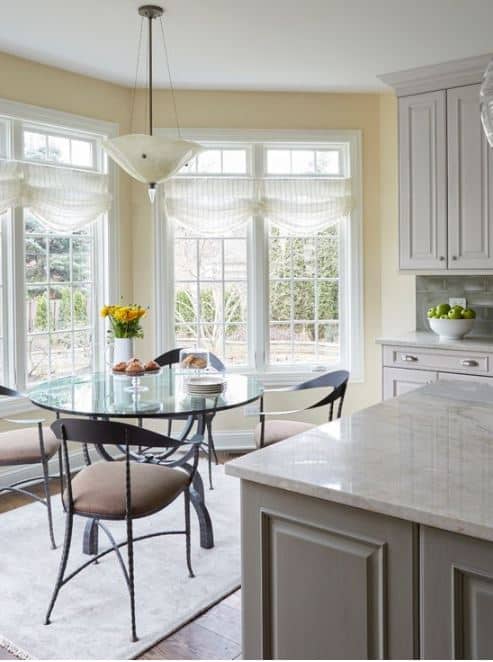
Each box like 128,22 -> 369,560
0,159 -> 111,232
163,176 -> 353,236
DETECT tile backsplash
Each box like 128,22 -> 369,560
416,276 -> 493,336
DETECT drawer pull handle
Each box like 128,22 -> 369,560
461,359 -> 478,367
402,354 -> 418,362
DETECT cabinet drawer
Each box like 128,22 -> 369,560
383,367 -> 437,400
383,345 -> 492,376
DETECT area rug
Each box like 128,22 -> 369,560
0,463 -> 241,660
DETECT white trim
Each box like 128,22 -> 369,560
378,53 -> 493,97
213,430 -> 255,451
154,128 -> 364,383
0,98 -> 118,138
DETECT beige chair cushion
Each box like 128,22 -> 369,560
68,461 -> 189,519
0,426 -> 60,466
254,419 -> 315,447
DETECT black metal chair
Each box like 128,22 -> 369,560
152,347 -> 225,489
46,418 -> 200,642
0,385 -> 59,548
254,370 -> 349,448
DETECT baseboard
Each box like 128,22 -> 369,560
213,430 -> 255,452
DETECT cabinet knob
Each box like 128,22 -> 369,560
460,359 -> 478,367
452,256 -> 457,261
402,354 -> 418,362
439,256 -> 445,261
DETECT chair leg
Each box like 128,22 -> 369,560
184,489 -> 194,578
126,514 -> 138,642
41,456 -> 56,550
45,509 -> 73,625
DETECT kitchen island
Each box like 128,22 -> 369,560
225,380 -> 493,660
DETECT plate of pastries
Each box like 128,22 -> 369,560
112,358 -> 161,376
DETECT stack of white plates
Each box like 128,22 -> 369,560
185,375 -> 226,396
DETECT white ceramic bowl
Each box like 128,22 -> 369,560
428,317 -> 474,340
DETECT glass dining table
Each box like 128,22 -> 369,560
28,369 -> 263,552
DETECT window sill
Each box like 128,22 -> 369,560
230,366 -> 363,388
0,397 -> 37,419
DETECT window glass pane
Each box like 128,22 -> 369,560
266,149 -> 290,174
71,139 -> 93,167
291,150 -> 315,174
197,150 -> 221,174
316,150 -> 340,175
269,224 -> 340,366
174,224 -> 248,366
24,211 -> 96,384
222,149 -> 247,174
47,135 -> 70,163
24,131 -> 47,160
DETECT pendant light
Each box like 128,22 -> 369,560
102,5 -> 202,203
481,58 -> 493,147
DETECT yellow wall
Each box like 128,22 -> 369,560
131,89 -> 390,428
0,51 -> 405,432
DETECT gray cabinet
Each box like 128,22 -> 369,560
397,83 -> 493,271
399,91 -> 447,270
447,84 -> 493,269
241,481 -> 417,660
383,366 -> 437,400
420,526 -> 493,659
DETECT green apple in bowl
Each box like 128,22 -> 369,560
427,302 -> 476,340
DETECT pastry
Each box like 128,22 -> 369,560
182,354 -> 208,369
113,361 -> 127,372
144,359 -> 160,371
125,360 -> 145,374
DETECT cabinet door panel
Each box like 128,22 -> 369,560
399,91 -> 447,269
448,84 -> 493,269
383,367 -> 437,400
241,482 -> 417,659
421,525 -> 493,659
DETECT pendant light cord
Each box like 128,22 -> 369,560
159,16 -> 182,139
130,17 -> 144,135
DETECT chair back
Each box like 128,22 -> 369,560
294,369 -> 349,421
51,418 -> 199,512
0,385 -> 22,398
154,347 -> 225,372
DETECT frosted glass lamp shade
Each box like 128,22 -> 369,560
480,60 -> 493,148
102,134 -> 202,184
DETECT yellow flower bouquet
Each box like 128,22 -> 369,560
100,304 -> 147,339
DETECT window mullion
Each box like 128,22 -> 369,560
11,208 -> 26,389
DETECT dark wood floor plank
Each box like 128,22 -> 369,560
139,622 -> 240,660
196,603 -> 241,645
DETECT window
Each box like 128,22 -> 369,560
24,212 -> 95,384
0,100 -> 116,392
158,131 -> 362,382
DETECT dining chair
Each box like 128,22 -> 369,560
254,370 -> 350,448
0,385 -> 60,548
46,418 -> 200,642
153,347 -> 225,489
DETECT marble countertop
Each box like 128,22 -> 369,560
376,331 -> 493,352
226,380 -> 493,542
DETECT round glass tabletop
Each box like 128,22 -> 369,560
28,370 -> 263,418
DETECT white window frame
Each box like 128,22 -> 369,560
155,128 -> 363,386
0,98 -> 120,407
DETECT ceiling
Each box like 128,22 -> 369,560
1,0 -> 492,92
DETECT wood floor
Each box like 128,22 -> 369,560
0,456 -> 242,660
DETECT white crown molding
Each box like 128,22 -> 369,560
378,53 -> 493,97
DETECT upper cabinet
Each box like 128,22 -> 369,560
447,84 -> 493,269
399,91 -> 447,269
380,54 -> 493,272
